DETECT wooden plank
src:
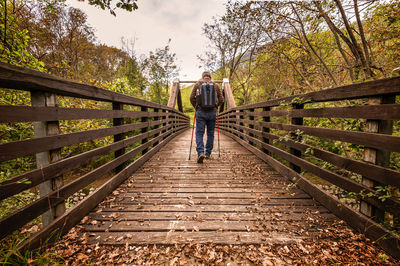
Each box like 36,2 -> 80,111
0,106 -> 165,123
116,198 -> 314,206
0,119 -> 168,162
114,187 -> 299,193
291,104 -> 400,120
84,220 -> 324,232
234,75 -> 400,110
222,127 -> 400,216
88,211 -> 335,221
94,204 -> 325,212
240,104 -> 400,120
17,127 -> 187,252
119,183 -> 288,189
117,192 -> 310,199
87,231 -> 304,245
227,118 -> 400,152
222,129 -> 400,260
0,125 -> 172,200
0,62 -> 172,110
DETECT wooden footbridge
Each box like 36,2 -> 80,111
0,62 -> 400,259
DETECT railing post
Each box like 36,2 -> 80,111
162,109 -> 168,139
239,109 -> 244,140
112,102 -> 125,173
223,78 -> 236,110
290,103 -> 304,173
262,107 -> 270,155
248,108 -> 255,146
153,108 -> 160,146
361,96 -> 395,222
31,91 -> 65,227
141,106 -> 149,155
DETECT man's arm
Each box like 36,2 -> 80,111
214,83 -> 224,106
190,82 -> 200,108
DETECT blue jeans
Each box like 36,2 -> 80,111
195,109 -> 216,156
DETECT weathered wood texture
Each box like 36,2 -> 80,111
76,129 -> 353,248
0,62 -> 189,248
167,79 -> 180,110
223,78 -> 236,110
0,62 -> 177,110
232,75 -> 400,110
221,129 -> 400,259
218,76 -> 400,259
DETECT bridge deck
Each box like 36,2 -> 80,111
80,129 -> 342,245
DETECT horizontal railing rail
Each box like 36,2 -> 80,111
219,76 -> 400,259
0,62 -> 189,250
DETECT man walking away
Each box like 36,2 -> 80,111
190,71 -> 224,163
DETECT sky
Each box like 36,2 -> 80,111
66,0 -> 227,80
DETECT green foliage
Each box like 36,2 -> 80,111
0,2 -> 45,70
144,40 -> 178,104
378,253 -> 388,261
0,234 -> 63,265
87,0 -> 138,16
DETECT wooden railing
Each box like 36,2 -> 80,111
0,62 -> 189,250
219,76 -> 400,258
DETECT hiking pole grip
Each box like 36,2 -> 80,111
189,110 -> 196,160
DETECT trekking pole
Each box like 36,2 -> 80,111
216,110 -> 220,158
188,110 -> 196,160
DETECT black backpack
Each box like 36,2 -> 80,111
196,82 -> 217,110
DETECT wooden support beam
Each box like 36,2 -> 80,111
31,91 -> 65,227
262,107 -> 271,155
361,96 -> 395,222
113,102 -> 125,173
176,86 -> 183,113
290,103 -> 304,173
141,106 -> 149,155
248,108 -> 255,146
153,108 -> 160,146
167,79 -> 180,110
223,78 -> 236,110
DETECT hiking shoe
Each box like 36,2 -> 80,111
197,154 -> 205,164
205,154 -> 210,159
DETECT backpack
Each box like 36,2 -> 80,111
196,82 -> 217,110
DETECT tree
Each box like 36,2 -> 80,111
0,0 -> 45,71
201,1 -> 266,104
120,37 -> 147,96
40,0 -> 139,16
312,0 -> 378,80
144,40 -> 178,104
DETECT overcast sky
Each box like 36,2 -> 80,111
66,0 -> 226,80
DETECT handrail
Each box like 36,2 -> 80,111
220,76 -> 400,112
0,62 -> 189,250
219,76 -> 400,259
0,62 -> 183,112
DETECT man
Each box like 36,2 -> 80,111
190,71 -> 224,163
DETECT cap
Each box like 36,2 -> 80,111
202,71 -> 211,79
